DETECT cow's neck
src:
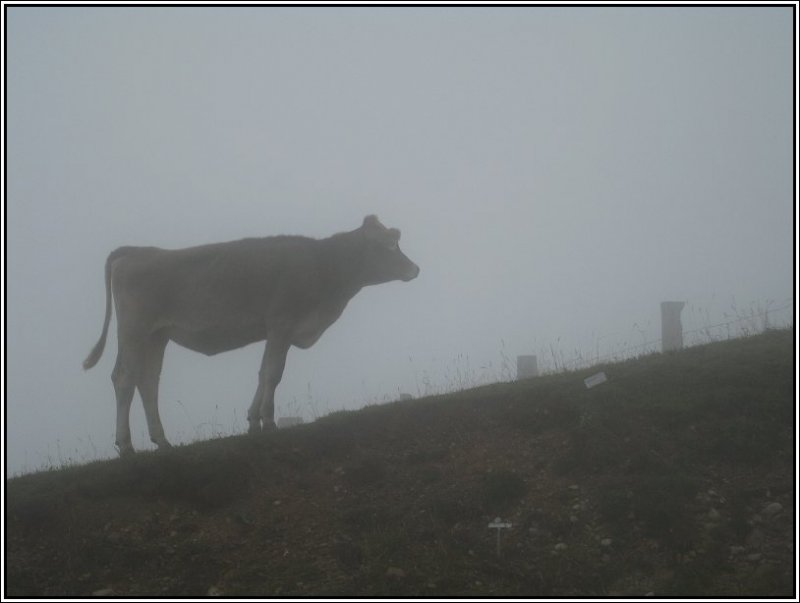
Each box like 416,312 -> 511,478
318,230 -> 369,299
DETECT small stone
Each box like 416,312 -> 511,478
92,588 -> 114,596
569,484 -> 580,490
554,542 -> 568,551
386,567 -> 406,579
207,586 -> 223,596
730,545 -> 746,556
569,515 -> 579,523
763,502 -> 782,516
600,538 -> 613,547
746,553 -> 763,562
708,508 -> 721,521
273,500 -> 282,506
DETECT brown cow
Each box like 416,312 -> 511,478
83,215 -> 419,456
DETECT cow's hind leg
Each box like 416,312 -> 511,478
111,344 -> 141,457
247,337 -> 290,434
138,333 -> 171,450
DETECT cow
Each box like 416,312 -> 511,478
83,215 -> 419,456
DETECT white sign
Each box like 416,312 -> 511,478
584,371 -> 608,389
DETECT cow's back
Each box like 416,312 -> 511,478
110,236 -> 326,333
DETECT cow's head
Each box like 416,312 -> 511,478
359,215 -> 420,285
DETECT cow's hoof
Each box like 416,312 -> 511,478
116,444 -> 135,457
248,422 -> 262,436
155,440 -> 173,451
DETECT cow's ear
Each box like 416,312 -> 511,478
363,215 -> 380,229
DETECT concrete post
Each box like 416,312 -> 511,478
517,355 -> 538,380
661,301 -> 686,352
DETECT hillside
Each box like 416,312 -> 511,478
5,329 -> 796,597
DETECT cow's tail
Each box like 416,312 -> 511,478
83,247 -> 130,370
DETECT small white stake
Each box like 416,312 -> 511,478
488,517 -> 512,556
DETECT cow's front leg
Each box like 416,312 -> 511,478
247,336 -> 290,434
247,379 -> 265,435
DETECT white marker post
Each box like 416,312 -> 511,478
488,517 -> 512,557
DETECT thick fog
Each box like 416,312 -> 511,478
5,7 -> 794,474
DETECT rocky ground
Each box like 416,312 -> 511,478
5,329 -> 795,597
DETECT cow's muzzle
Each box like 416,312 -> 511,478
402,263 -> 420,281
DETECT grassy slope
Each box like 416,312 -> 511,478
5,329 -> 796,597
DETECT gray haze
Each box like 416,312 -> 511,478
6,7 -> 794,474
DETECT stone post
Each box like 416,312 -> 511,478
517,355 -> 538,380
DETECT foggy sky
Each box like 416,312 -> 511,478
5,6 -> 794,474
